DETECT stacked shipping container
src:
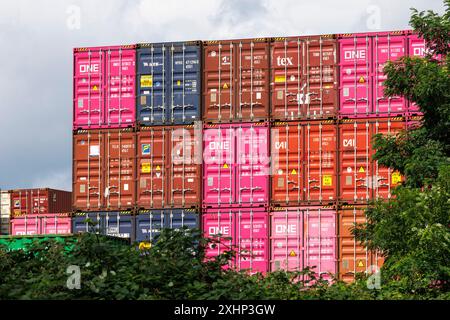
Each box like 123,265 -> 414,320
66,30 -> 426,280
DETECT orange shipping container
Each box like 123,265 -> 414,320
270,35 -> 338,121
73,129 -> 136,211
338,205 -> 384,282
203,38 -> 270,122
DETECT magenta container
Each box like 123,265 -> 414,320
73,45 -> 136,130
270,207 -> 337,280
203,123 -> 270,208
202,207 -> 269,274
11,214 -> 72,236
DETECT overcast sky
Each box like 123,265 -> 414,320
0,0 -> 446,191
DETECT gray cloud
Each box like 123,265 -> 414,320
0,0 -> 446,191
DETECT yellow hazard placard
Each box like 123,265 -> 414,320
141,75 -> 153,88
357,260 -> 364,267
392,172 -> 402,184
93,85 -> 98,91
291,169 -> 297,175
223,163 -> 229,169
223,83 -> 229,89
275,75 -> 286,83
177,80 -> 181,86
289,250 -> 296,257
358,76 -> 365,84
141,163 -> 151,173
323,175 -> 332,186
139,242 -> 152,250
156,165 -> 161,171
359,166 -> 365,173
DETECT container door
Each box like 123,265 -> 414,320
203,43 -> 234,122
339,120 -> 371,203
104,48 -> 136,128
235,124 -> 269,205
304,208 -> 337,279
305,37 -> 338,118
73,48 -> 104,129
270,209 -> 305,272
371,119 -> 405,200
408,35 -> 426,113
271,123 -> 303,205
169,43 -> 201,124
73,131 -> 104,210
167,209 -> 199,230
11,190 -> 31,216
271,39 -> 305,120
235,208 -> 269,273
137,128 -> 167,209
31,189 -> 48,214
203,126 -> 234,206
137,45 -> 168,125
104,212 -> 134,239
339,36 -> 372,116
202,210 -> 234,267
41,215 -> 72,235
235,41 -> 269,121
104,129 -> 136,210
168,126 -> 201,208
136,210 -> 164,243
373,35 -> 408,115
11,216 -> 40,236
304,122 -> 337,203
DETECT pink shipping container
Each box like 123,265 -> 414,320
270,207 -> 337,280
202,207 -> 269,273
203,123 -> 270,208
73,45 -> 136,130
10,214 -> 72,236
407,33 -> 427,115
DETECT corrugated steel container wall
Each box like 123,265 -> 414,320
338,118 -> 405,203
270,36 -> 338,120
203,123 -> 269,207
73,45 -> 136,130
72,211 -> 135,239
135,208 -> 199,243
203,39 -> 270,122
137,42 -> 202,125
1,191 -> 11,235
10,214 -> 72,236
10,188 -> 72,216
407,33 -> 426,115
338,205 -> 384,282
73,129 -> 136,211
136,125 -> 202,209
203,207 -> 269,274
270,207 -> 337,279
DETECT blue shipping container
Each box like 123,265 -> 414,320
137,41 -> 202,125
72,211 -> 135,240
136,209 -> 199,243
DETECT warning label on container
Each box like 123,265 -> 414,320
323,175 -> 332,186
358,76 -> 365,84
141,75 -> 153,88
93,85 -> 98,91
357,260 -> 364,267
141,144 -> 151,155
177,80 -> 181,86
289,250 -> 296,257
223,83 -> 229,89
275,75 -> 286,83
291,169 -> 297,175
392,172 -> 402,184
223,163 -> 229,169
359,166 -> 365,173
141,163 -> 151,173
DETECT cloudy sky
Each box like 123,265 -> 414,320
0,0 -> 445,191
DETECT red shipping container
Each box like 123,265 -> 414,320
10,213 -> 72,236
136,125 -> 202,209
270,206 -> 337,280
338,117 -> 406,203
271,121 -> 337,206
203,123 -> 269,207
73,45 -> 136,130
338,205 -> 384,282
10,188 -> 72,216
73,128 -> 136,211
202,207 -> 269,274
270,35 -> 338,120
203,39 -> 270,122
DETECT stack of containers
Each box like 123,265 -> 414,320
335,30 -> 426,281
72,44 -> 138,239
202,38 -> 271,274
269,35 -> 339,280
6,188 -> 72,236
133,41 -> 202,244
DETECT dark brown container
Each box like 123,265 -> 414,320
136,125 -> 202,209
73,128 -> 136,211
203,38 -> 270,122
270,35 -> 338,121
10,188 -> 72,216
